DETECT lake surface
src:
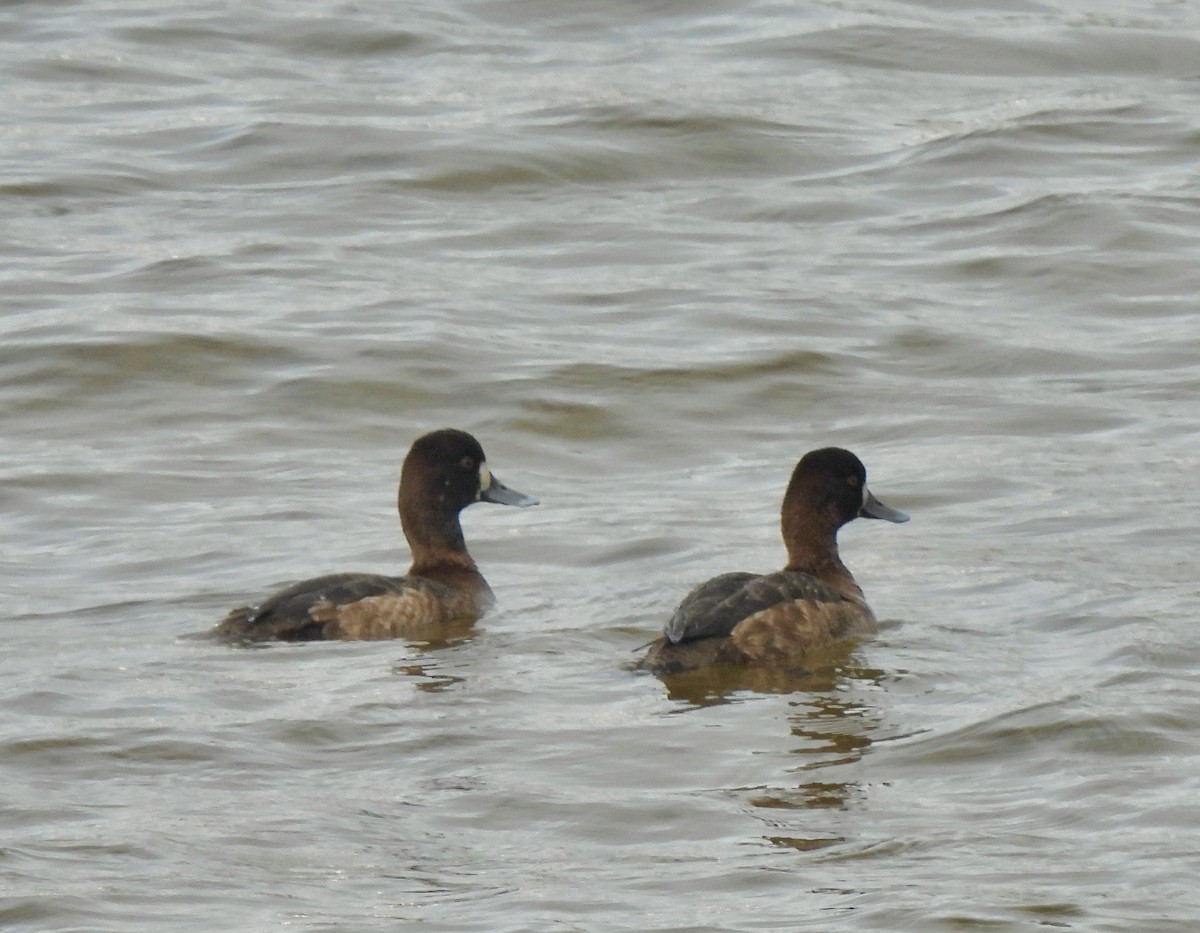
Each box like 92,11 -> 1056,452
3,0 -> 1199,930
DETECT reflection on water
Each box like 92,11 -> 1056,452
757,689 -> 877,847
393,661 -> 468,694
648,647 -> 889,855
766,832 -> 846,853
649,642 -> 883,708
785,688 -> 881,769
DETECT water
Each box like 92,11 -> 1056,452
3,0 -> 1200,930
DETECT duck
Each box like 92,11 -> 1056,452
211,428 -> 537,642
638,447 -> 907,674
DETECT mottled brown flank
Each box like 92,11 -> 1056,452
639,595 -> 875,674
729,596 -> 874,658
316,585 -> 485,641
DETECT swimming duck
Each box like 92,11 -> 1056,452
639,447 -> 907,673
212,428 -> 537,642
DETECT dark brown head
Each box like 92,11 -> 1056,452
781,447 -> 908,554
398,429 -> 537,555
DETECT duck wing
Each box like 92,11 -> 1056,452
664,572 -> 759,643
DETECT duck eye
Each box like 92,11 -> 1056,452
847,475 -> 860,488
460,456 -> 476,471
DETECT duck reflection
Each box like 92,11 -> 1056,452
645,641 -> 890,855
648,639 -> 882,707
388,618 -> 478,691
770,672 -> 886,853
392,659 -> 467,693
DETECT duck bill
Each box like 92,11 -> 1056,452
861,488 -> 909,523
481,474 -> 538,507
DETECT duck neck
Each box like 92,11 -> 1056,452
781,509 -> 861,600
400,497 -> 487,593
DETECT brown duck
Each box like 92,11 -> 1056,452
212,428 -> 536,642
639,447 -> 907,674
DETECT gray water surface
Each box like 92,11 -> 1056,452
3,1 -> 1199,930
